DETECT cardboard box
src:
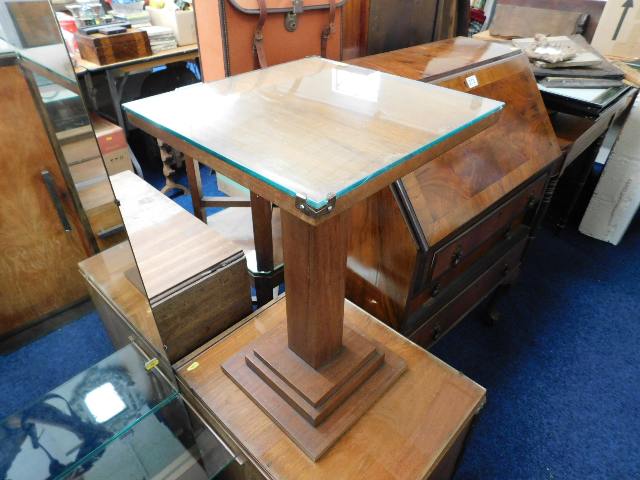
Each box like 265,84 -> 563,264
91,114 -> 133,175
579,96 -> 640,245
147,7 -> 196,46
592,0 -> 640,59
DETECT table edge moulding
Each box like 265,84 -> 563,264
123,56 -> 503,461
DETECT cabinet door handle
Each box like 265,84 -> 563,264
41,170 -> 72,232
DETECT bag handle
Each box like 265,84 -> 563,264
321,0 -> 336,58
253,0 -> 337,69
253,0 -> 268,69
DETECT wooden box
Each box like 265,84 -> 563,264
346,38 -> 563,347
75,29 -> 151,65
79,171 -> 252,364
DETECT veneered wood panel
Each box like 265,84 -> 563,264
403,52 -> 561,244
0,65 -> 89,333
178,296 -> 485,479
347,186 -> 418,330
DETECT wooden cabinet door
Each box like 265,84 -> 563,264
0,64 -> 89,335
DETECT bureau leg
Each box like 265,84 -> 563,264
483,283 -> 511,326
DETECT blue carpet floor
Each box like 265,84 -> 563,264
431,216 -> 640,479
0,312 -> 114,420
2,164 -> 638,477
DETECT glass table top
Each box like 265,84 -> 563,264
124,57 -> 504,209
0,344 -> 234,480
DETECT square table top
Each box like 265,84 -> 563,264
124,57 -> 503,214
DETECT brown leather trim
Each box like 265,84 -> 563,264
253,0 -> 268,68
320,0 -> 336,58
229,0 -> 346,14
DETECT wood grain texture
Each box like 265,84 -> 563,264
281,210 -> 347,367
348,36 -> 518,83
76,29 -> 152,66
403,52 -> 561,245
409,234 -> 528,347
346,185 -> 418,330
0,65 -> 88,333
152,256 -> 252,362
124,56 -> 502,226
110,170 -> 244,300
178,296 -> 485,478
345,39 -> 561,332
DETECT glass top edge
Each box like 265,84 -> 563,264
123,57 -> 505,210
124,100 -> 504,210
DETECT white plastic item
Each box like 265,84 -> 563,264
147,7 -> 196,46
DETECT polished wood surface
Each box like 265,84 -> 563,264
346,185 -> 418,331
0,64 -> 88,333
178,296 -> 485,479
350,40 -> 560,244
82,172 -> 252,363
346,39 -> 562,336
76,29 -> 152,66
110,171 -> 243,300
74,44 -> 198,74
281,210 -> 346,367
402,52 -> 560,244
349,36 -> 518,86
222,302 -> 405,460
124,57 -> 503,226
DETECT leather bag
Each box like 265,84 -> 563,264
195,0 -> 345,80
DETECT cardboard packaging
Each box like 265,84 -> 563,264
592,0 -> 640,59
580,96 -> 640,245
92,114 -> 133,175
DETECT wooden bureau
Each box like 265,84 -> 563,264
79,171 -> 253,364
346,38 -> 563,347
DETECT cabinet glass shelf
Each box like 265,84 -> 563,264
124,57 -> 504,209
0,344 -> 234,480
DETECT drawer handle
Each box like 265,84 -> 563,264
451,246 -> 463,267
527,195 -> 539,210
431,282 -> 441,297
433,324 -> 442,341
41,170 -> 72,232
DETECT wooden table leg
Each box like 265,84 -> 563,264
222,208 -> 406,460
250,192 -> 276,307
184,155 -> 207,222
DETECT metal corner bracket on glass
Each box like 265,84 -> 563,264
295,192 -> 337,218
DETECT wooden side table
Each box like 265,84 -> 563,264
124,57 -> 502,475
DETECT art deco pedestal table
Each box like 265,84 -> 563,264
124,57 -> 503,476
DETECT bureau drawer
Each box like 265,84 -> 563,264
428,174 -> 546,284
410,234 -> 528,348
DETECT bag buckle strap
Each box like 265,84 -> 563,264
285,0 -> 304,32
